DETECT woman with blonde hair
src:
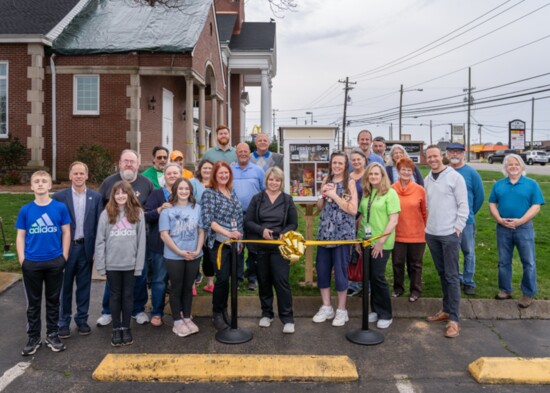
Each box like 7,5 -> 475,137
385,144 -> 424,186
358,162 -> 400,329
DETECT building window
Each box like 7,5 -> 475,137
73,75 -> 99,115
0,62 -> 7,138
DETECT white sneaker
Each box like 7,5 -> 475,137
377,319 -> 393,329
184,319 -> 199,334
312,306 -> 335,323
96,314 -> 112,326
332,309 -> 349,327
368,312 -> 378,323
259,317 -> 274,328
283,323 -> 295,334
172,320 -> 192,337
133,312 -> 149,325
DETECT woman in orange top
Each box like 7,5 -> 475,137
391,158 -> 427,302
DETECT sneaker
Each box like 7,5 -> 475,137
203,283 -> 214,293
194,272 -> 203,285
184,319 -> 200,334
45,333 -> 66,352
463,285 -> 476,295
332,309 -> 349,327
151,316 -> 163,327
283,323 -> 295,334
347,287 -> 363,297
21,336 -> 41,356
368,312 -> 378,323
173,320 -> 192,337
259,317 -> 274,328
248,280 -> 258,291
445,321 -> 461,338
58,325 -> 71,339
121,328 -> 133,345
518,295 -> 534,308
111,328 -> 123,347
77,323 -> 92,336
192,286 -> 197,296
96,314 -> 112,327
133,312 -> 149,325
376,319 -> 393,329
312,306 -> 335,323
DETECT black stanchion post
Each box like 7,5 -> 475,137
346,242 -> 384,345
215,242 -> 253,344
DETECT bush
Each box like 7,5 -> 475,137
74,144 -> 114,184
2,169 -> 22,185
0,136 -> 26,170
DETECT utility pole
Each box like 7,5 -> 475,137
464,67 -> 475,163
430,120 -> 433,145
531,97 -> 535,149
478,124 -> 483,144
272,109 -> 278,142
399,84 -> 403,140
339,77 -> 356,150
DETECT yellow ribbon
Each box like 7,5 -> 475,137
216,230 -> 391,269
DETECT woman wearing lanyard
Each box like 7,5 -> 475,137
359,162 -> 400,329
201,161 -> 244,331
143,163 -> 182,327
313,151 -> 358,327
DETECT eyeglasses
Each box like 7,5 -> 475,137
447,150 -> 464,154
121,159 -> 138,165
155,156 -> 168,160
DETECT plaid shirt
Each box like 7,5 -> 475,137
201,188 -> 244,249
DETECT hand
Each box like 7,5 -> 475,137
500,218 -> 517,229
262,228 -> 273,240
180,250 -> 199,260
455,229 -> 461,237
371,242 -> 384,259
228,230 -> 242,240
238,243 -> 244,254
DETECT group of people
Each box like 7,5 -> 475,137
15,126 -> 544,356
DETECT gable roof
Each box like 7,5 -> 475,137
53,0 -> 212,54
229,22 -> 275,52
0,0 -> 82,42
216,13 -> 237,44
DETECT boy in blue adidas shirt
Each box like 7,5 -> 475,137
16,171 -> 71,356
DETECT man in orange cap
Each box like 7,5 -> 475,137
170,150 -> 193,179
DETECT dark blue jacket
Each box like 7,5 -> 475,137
52,188 -> 103,262
143,188 -> 168,254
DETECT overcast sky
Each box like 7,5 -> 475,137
243,0 -> 550,147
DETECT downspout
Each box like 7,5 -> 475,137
50,54 -> 57,182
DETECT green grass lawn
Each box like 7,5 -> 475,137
1,168 -> 549,299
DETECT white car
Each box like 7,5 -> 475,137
525,150 -> 548,165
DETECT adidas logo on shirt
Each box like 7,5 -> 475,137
29,213 -> 58,234
110,217 -> 136,237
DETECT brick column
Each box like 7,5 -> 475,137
26,44 -> 45,167
126,74 -> 141,158
185,76 -> 195,164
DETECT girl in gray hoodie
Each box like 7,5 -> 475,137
95,181 -> 146,347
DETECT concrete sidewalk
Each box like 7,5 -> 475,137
1,272 -> 548,320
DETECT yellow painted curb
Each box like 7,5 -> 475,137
468,357 -> 550,384
93,354 -> 358,382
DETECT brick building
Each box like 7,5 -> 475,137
0,0 -> 276,179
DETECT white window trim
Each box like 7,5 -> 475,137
73,74 -> 100,115
0,61 -> 8,139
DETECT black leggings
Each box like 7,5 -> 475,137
201,245 -> 215,277
165,258 -> 200,320
106,270 -> 135,329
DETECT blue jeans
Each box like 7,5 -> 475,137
496,222 -> 537,297
58,243 -> 91,327
426,233 -> 461,322
148,250 -> 168,317
459,224 -> 476,288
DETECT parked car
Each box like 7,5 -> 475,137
525,150 -> 548,166
487,150 -> 527,164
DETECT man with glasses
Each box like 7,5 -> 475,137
142,146 -> 170,189
446,143 -> 484,296
96,149 -> 154,327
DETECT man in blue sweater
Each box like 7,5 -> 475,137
447,143 -> 484,295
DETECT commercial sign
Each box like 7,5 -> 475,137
451,124 -> 465,144
509,119 -> 526,150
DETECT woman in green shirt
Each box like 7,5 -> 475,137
358,162 -> 400,329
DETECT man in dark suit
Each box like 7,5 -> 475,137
52,161 -> 103,338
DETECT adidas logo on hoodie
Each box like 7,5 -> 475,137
29,213 -> 58,234
110,217 -> 136,237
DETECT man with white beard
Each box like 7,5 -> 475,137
98,149 -> 153,206
96,149 -> 154,327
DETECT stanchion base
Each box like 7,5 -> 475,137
346,329 -> 384,346
215,328 -> 253,344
